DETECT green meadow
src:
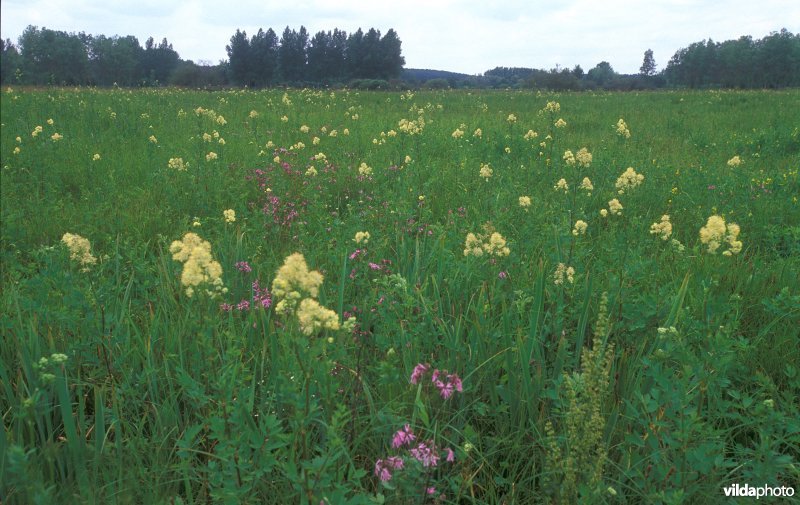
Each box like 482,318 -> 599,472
1,87 -> 799,504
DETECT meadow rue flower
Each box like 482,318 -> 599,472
579,177 -> 594,193
216,115 -> 227,126
61,233 -> 97,271
463,233 -> 484,257
507,113 -> 517,123
650,215 -> 673,240
300,125 -> 310,133
148,135 -> 157,144
13,147 -> 20,154
92,153 -> 101,161
358,162 -> 373,176
343,128 -> 350,135
479,162 -> 493,180
615,167 -> 644,194
168,157 -> 187,171
572,220 -> 588,236
205,152 -> 218,161
473,128 -> 482,138
280,115 -> 288,123
248,110 -> 259,119
554,178 -> 569,193
519,196 -> 532,210
271,253 -> 324,306
576,147 -> 592,167
563,150 -> 576,165
223,209 -> 236,223
699,215 -> 742,255
554,118 -> 567,128
451,128 -> 464,139
51,133 -> 63,141
553,263 -> 575,285
296,298 -> 340,335
616,118 -> 631,138
354,231 -> 370,245
600,209 -> 609,217
544,101 -> 561,113
47,118 -> 54,125
202,132 -> 212,142
504,146 -> 511,153
727,155 -> 742,167
484,232 -> 510,257
524,129 -> 538,140
305,166 -> 317,177
312,136 -> 320,145
169,233 -> 225,297
608,198 -> 623,215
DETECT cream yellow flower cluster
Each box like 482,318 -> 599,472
563,150 -> 576,165
354,231 -> 370,245
554,178 -> 569,193
507,114 -> 517,123
649,215 -> 673,240
524,129 -> 538,141
615,167 -> 644,194
169,233 -> 225,297
479,162 -> 493,180
616,119 -> 631,138
463,231 -> 511,257
727,155 -> 742,167
451,128 -> 464,139
543,101 -> 561,113
553,263 -> 575,285
61,233 -> 97,271
519,196 -> 532,210
575,148 -> 592,167
554,118 -> 567,128
608,198 -> 623,215
398,117 -> 425,135
223,209 -> 236,223
572,220 -> 588,236
579,177 -> 594,194
272,253 -> 347,335
168,157 -> 187,171
358,162 -> 373,176
699,215 -> 742,255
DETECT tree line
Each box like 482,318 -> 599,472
0,25 -> 405,88
1,25 -> 797,89
225,26 -> 404,87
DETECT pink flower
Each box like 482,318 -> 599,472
410,363 -> 430,385
374,459 -> 393,481
220,303 -> 233,312
433,372 -> 463,400
410,442 -> 440,467
392,424 -> 416,448
368,262 -> 382,270
446,447 -> 455,462
235,261 -> 252,273
426,487 -> 436,495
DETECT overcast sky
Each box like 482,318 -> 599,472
1,0 -> 797,75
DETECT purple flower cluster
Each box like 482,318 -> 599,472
374,424 -> 455,483
410,363 -> 463,400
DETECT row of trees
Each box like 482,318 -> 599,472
1,25 -> 797,89
1,26 -> 180,86
665,28 -> 800,88
226,27 -> 405,86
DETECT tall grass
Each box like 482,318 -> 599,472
1,87 -> 799,503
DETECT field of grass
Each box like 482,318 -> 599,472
1,86 -> 799,504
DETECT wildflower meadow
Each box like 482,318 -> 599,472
1,87 -> 799,503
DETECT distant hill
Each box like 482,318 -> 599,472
401,68 -> 475,83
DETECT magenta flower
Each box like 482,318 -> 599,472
235,261 -> 252,273
410,363 -> 430,385
410,442 -> 440,467
446,447 -> 455,462
374,459 -> 393,481
433,372 -> 463,400
392,424 -> 416,448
